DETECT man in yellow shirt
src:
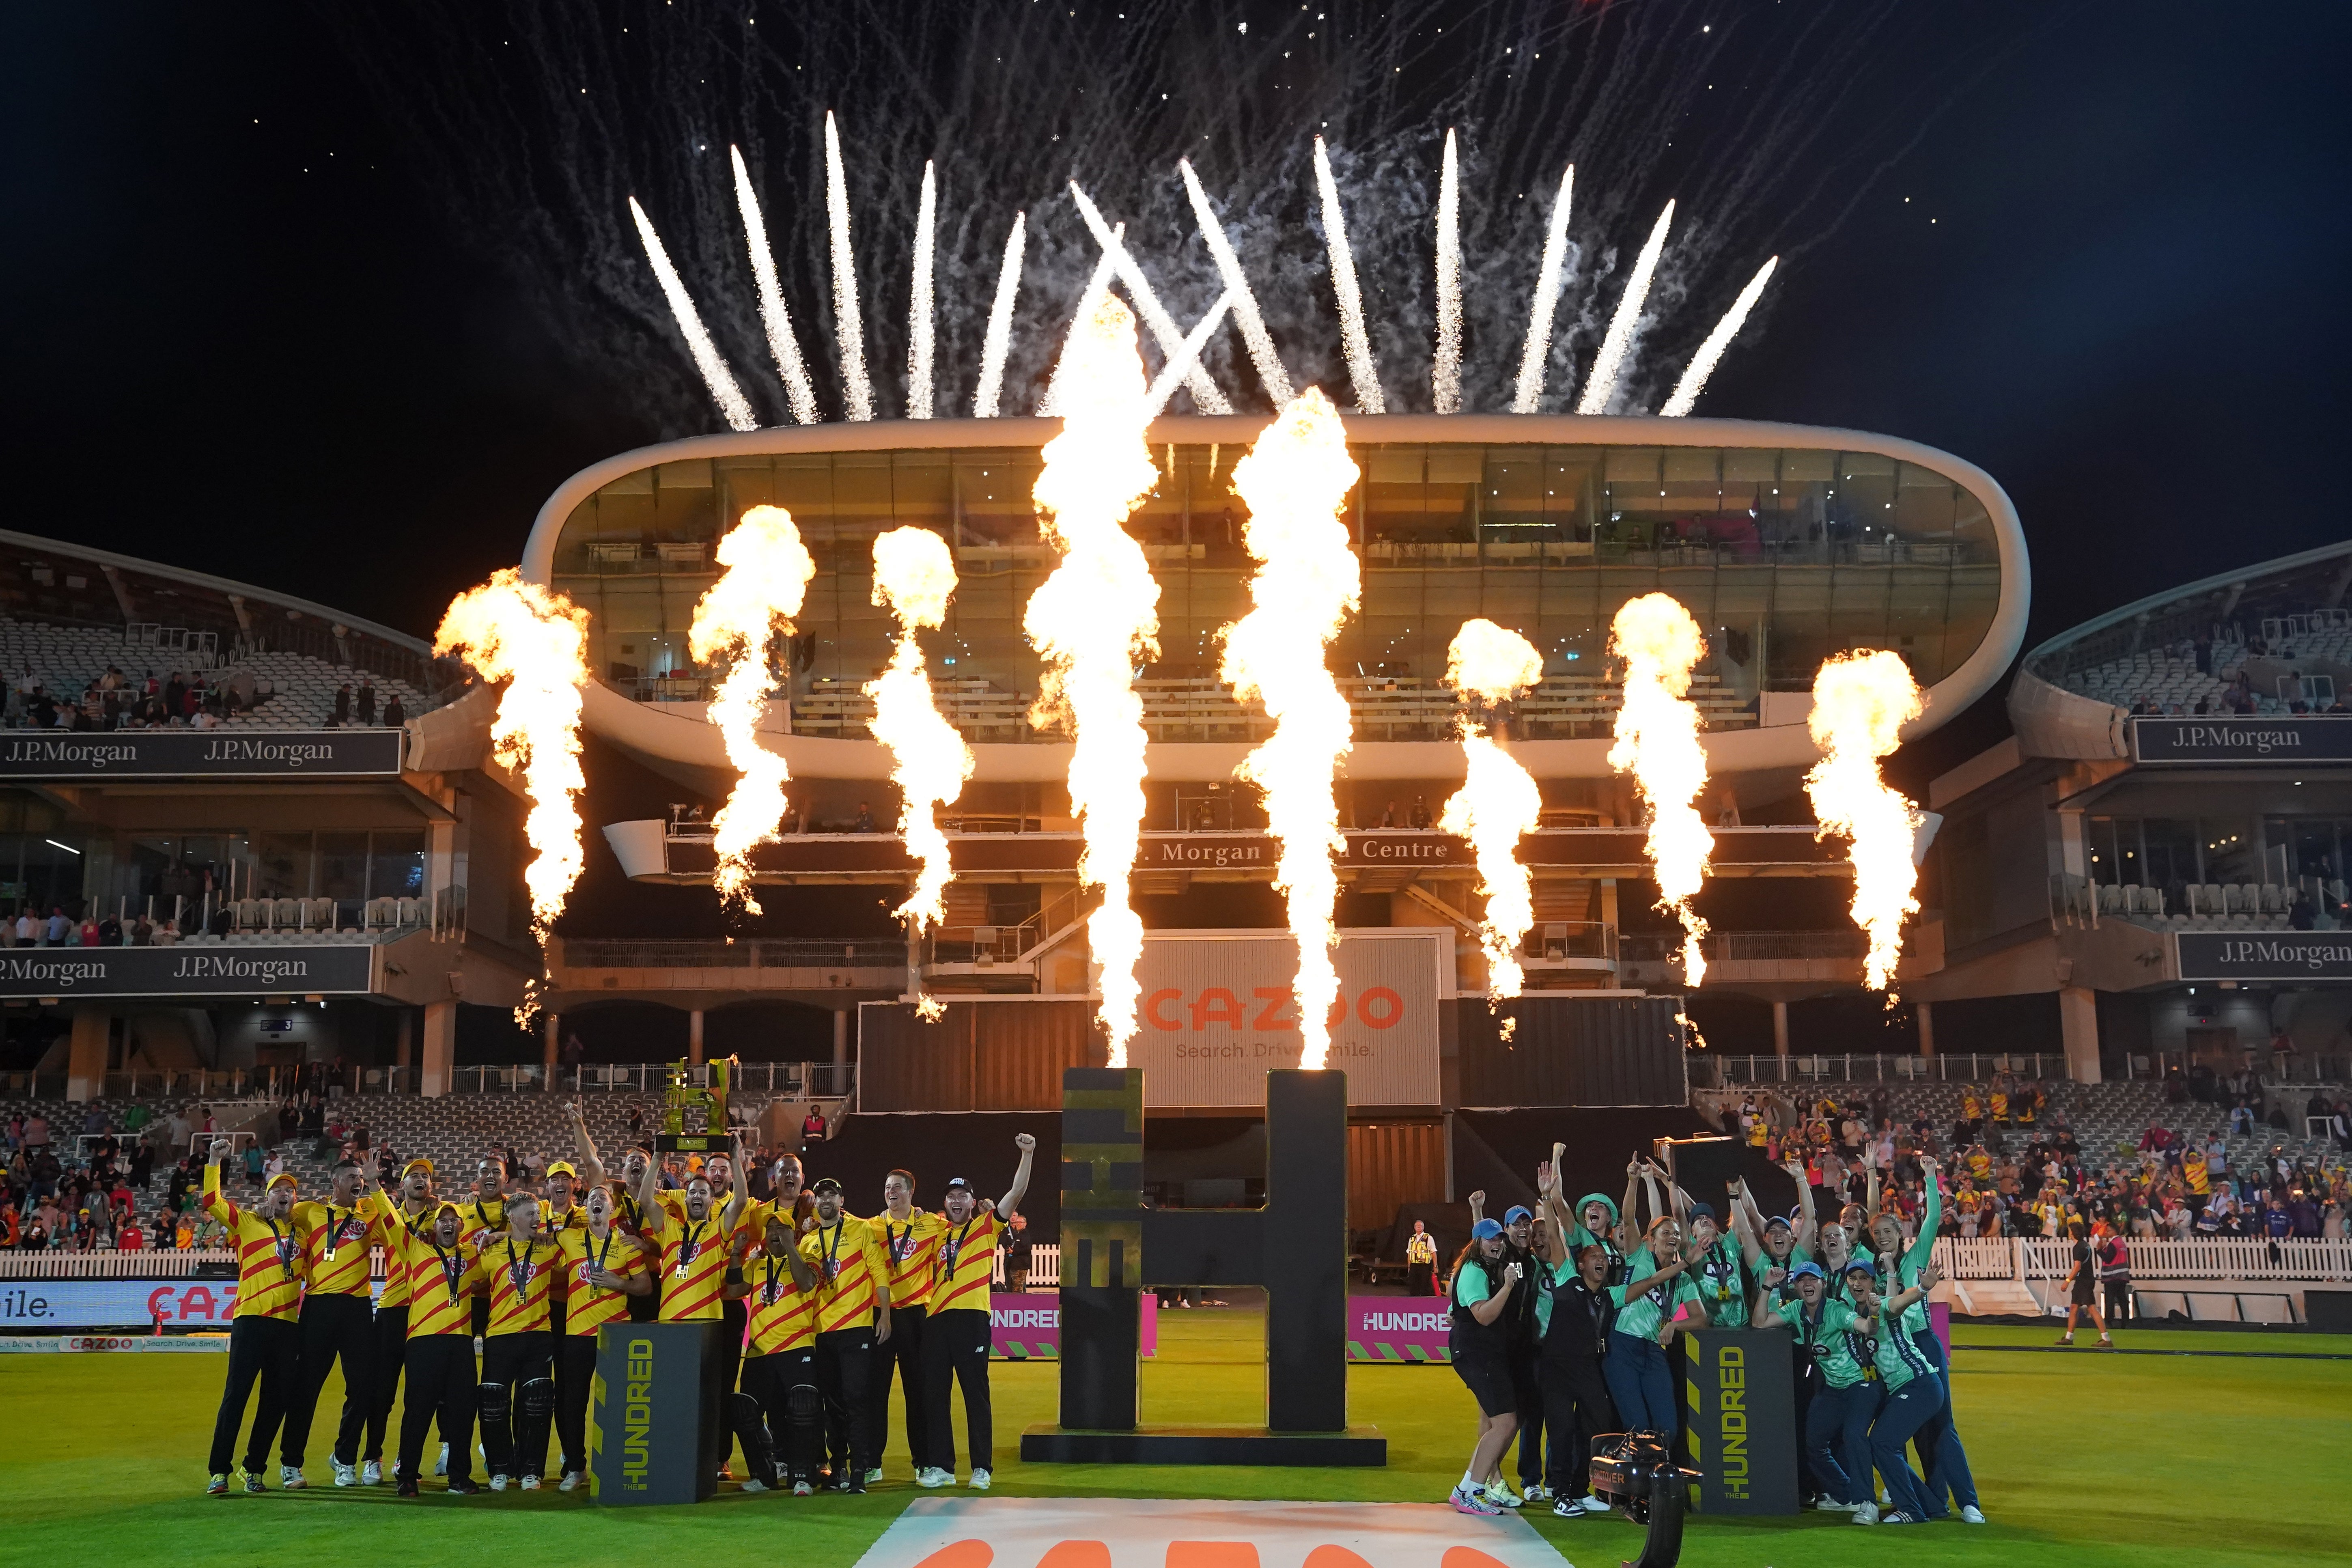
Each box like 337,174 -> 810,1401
725,1208 -> 822,1492
635,1138 -> 749,1323
866,1168 -> 947,1484
202,1142 -> 306,1496
362,1158 -> 438,1483
392,1200 -> 488,1498
282,1156 -> 388,1488
473,1194 -> 567,1490
459,1156 -> 511,1340
916,1134 -> 1034,1490
803,1175 -> 891,1492
551,1182 -> 650,1491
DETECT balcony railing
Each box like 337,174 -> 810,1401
558,938 -> 907,970
1701,1052 -> 2068,1085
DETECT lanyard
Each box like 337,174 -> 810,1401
427,1239 -> 463,1294
505,1238 -> 536,1299
943,1214 -> 983,1272
260,1215 -> 297,1279
819,1220 -> 848,1284
675,1219 -> 708,1277
762,1253 -> 786,1305
887,1218 -> 914,1265
591,1228 -> 615,1278
323,1204 -> 354,1263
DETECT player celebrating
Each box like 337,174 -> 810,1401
281,1155 -> 387,1489
551,1182 -> 650,1490
868,1168 -> 945,1484
803,1175 -> 889,1492
726,1208 -> 824,1493
917,1133 -> 1034,1491
392,1200 -> 488,1498
363,1158 -> 438,1482
201,1140 -> 306,1497
476,1194 -> 566,1490
635,1137 -> 750,1324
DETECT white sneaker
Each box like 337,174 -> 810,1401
360,1460 -> 382,1486
916,1467 -> 952,1488
792,1480 -> 814,1497
740,1476 -> 768,1493
489,1474 -> 508,1492
864,1466 -> 884,1485
332,1460 -> 358,1488
1852,1503 -> 1880,1525
1521,1483 -> 1551,1504
1816,1499 -> 1856,1512
279,1465 -> 307,1490
560,1471 -> 584,1493
968,1468 -> 992,1491
1961,1505 -> 1988,1524
1550,1496 -> 1582,1518
1481,1480 -> 1524,1509
519,1475 -> 540,1491
1450,1484 -> 1503,1517
435,1443 -> 448,1478
1576,1494 -> 1612,1514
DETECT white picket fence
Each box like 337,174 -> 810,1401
1936,1235 -> 2352,1284
0,1251 -> 237,1279
992,1243 -> 1060,1288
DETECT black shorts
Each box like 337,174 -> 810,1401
1453,1350 -> 1517,1418
2071,1273 -> 2098,1305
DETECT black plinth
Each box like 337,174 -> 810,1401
1020,1424 -> 1388,1467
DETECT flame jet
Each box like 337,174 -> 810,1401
1439,620 -> 1545,1008
1221,389 -> 1361,1072
1608,593 -> 1715,984
689,506 -> 817,915
1806,651 -> 1926,992
867,527 -> 977,1020
434,570 -> 592,941
1025,295 -> 1163,1067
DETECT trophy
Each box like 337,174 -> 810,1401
654,1058 -> 734,1154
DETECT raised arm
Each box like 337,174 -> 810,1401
1466,1189 -> 1486,1226
569,1102 -> 606,1189
1730,1180 -> 1763,1269
1865,1161 -> 1882,1229
996,1133 -> 1037,1220
201,1140 -> 238,1223
1467,1262 -> 1521,1326
1788,1158 -> 1820,1256
1906,1157 -> 1944,1269
1616,1160 -> 1642,1251
722,1137 -> 750,1232
1538,1148 -> 1569,1268
635,1148 -> 667,1235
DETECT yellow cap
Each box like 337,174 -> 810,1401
402,1158 -> 435,1177
545,1161 -> 578,1180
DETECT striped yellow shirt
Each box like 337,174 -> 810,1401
292,1193 -> 384,1297
202,1164 -> 304,1322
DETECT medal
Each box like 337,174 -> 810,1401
675,1221 -> 706,1278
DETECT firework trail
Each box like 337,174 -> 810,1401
1067,182 -> 1232,413
907,161 -> 937,418
628,197 -> 755,432
1511,164 -> 1575,414
1608,592 -> 1715,984
1025,295 -> 1163,1067
1313,136 -> 1384,415
729,146 -> 819,426
1432,129 -> 1463,415
1179,159 -> 1293,406
973,212 -> 1026,419
825,111 -> 874,421
1440,620 -> 1545,1007
1142,292 -> 1233,418
689,506 -> 816,914
1659,256 -> 1778,417
1222,390 -> 1361,1071
1806,651 -> 1926,992
1578,200 -> 1674,415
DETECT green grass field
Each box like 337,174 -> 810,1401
4,1311 -> 2348,1568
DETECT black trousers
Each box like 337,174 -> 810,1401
2103,1277 -> 2133,1322
397,1335 -> 477,1485
1536,1354 -> 1618,1499
922,1307 -> 993,1473
742,1347 -> 821,1483
283,1291 -> 373,1468
480,1330 -> 554,1478
363,1304 -> 407,1461
720,1297 -> 747,1395
868,1302 -> 927,1469
555,1334 -> 597,1478
208,1315 -> 301,1476
814,1326 -> 877,1478
1510,1348 -> 1544,1488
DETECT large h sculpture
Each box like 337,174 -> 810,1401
1020,1065 -> 1384,1465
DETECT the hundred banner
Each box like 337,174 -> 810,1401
1682,1328 -> 1800,1514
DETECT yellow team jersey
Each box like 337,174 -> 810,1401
556,1227 -> 646,1339
742,1250 -> 820,1356
374,1201 -> 437,1309
2186,1157 -> 2210,1195
459,1193 -> 512,1251
202,1165 -> 305,1322
398,1227 -> 485,1338
1962,1094 -> 1983,1118
866,1210 -> 948,1310
801,1216 -> 883,1333
292,1193 -> 385,1298
929,1208 -> 1003,1316
475,1234 -> 567,1335
1990,1093 -> 2009,1118
653,1204 -> 736,1322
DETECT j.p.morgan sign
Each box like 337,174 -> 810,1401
0,729 -> 402,779
2177,932 -> 2352,982
2132,717 -> 2352,765
0,946 -> 375,998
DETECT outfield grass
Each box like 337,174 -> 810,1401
2,1312 -> 2347,1568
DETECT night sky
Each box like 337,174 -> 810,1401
5,0 -> 2349,793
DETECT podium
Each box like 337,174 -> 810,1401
588,1321 -> 726,1505
1680,1328 -> 1800,1514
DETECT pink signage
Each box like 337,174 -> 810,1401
1347,1294 -> 1453,1363
989,1291 -> 1158,1361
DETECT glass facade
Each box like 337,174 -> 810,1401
549,441 -> 2003,742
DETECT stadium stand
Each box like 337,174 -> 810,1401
0,620 -> 437,732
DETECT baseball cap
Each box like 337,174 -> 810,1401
401,1157 -> 435,1177
811,1176 -> 843,1195
266,1172 -> 297,1191
1688,1202 -> 1717,1223
1788,1262 -> 1826,1282
1471,1218 -> 1505,1240
545,1161 -> 578,1180
1841,1258 -> 1878,1279
1503,1206 -> 1533,1226
943,1176 -> 972,1191
1763,1212 -> 1794,1232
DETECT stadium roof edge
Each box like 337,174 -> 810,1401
0,526 -> 435,657
2019,535 -> 2352,673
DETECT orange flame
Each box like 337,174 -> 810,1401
1806,650 -> 1926,991
1608,593 -> 1715,985
1440,620 -> 1545,1004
